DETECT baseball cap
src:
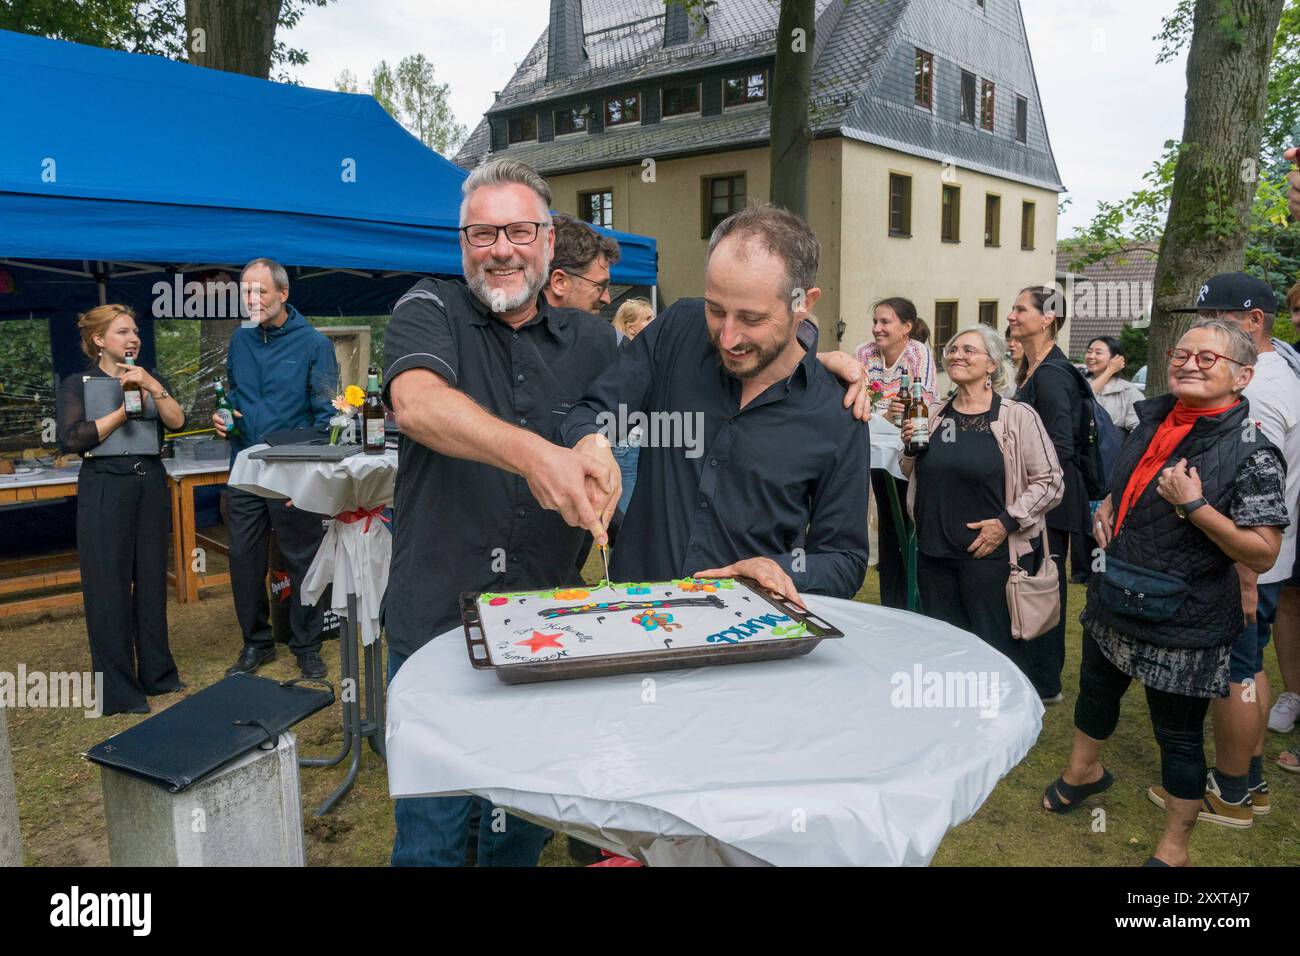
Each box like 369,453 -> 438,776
1172,272 -> 1278,314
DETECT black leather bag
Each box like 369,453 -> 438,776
84,673 -> 333,792
1097,556 -> 1190,622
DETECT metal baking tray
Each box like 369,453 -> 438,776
461,577 -> 842,684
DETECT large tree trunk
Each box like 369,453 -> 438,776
769,0 -> 815,220
184,0 -> 281,77
185,0 -> 283,413
1147,0 -> 1283,397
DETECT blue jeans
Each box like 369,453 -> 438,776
387,647 -> 552,867
612,442 -> 639,515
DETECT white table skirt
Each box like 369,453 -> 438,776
869,416 -> 905,480
386,595 -> 1042,866
228,445 -> 397,646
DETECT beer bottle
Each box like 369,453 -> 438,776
363,366 -> 385,455
215,381 -> 241,440
122,353 -> 145,420
893,369 -> 912,427
906,381 -> 930,455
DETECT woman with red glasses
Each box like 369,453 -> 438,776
1042,318 -> 1288,866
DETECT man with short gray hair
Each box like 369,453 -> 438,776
382,157 -> 621,866
218,257 -> 338,681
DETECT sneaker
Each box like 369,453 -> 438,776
1146,772 -> 1254,829
296,650 -> 327,680
1248,780 -> 1271,815
1268,691 -> 1300,733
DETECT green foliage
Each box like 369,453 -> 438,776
0,319 -> 54,450
1117,323 -> 1150,378
335,55 -> 466,155
1,0 -> 333,80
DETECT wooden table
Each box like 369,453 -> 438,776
0,459 -> 230,618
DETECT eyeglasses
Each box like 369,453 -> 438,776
1166,348 -> 1246,370
562,270 -> 611,294
461,222 -> 548,247
943,345 -> 989,358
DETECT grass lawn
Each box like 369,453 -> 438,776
3,556 -> 1297,866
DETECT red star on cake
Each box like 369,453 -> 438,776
515,631 -> 565,653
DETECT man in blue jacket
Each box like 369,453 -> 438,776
213,257 -> 338,679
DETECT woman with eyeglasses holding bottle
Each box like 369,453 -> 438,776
1043,319 -> 1287,866
899,326 -> 1062,675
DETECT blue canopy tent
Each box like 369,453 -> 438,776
0,27 -> 658,378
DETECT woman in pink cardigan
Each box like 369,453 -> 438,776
900,324 -> 1063,676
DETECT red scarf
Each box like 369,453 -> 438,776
1113,399 -> 1239,534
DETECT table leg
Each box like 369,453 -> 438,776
311,589 -> 368,817
884,478 -> 921,613
169,477 -> 184,601
363,638 -> 386,759
178,476 -> 199,604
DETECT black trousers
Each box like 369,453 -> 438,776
227,487 -> 326,656
918,551 -> 1031,680
1021,525 -> 1070,698
1074,629 -> 1212,801
871,469 -> 911,610
77,458 -> 179,715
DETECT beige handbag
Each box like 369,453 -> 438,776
1006,533 -> 1060,640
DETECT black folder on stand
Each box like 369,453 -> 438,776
84,673 -> 334,792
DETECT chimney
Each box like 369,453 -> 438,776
546,0 -> 588,81
664,2 -> 690,47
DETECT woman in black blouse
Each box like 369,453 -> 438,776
1009,287 -> 1090,702
56,304 -> 186,716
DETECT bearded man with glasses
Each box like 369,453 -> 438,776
543,212 -> 621,315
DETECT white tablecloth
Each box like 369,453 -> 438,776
869,416 -> 905,480
228,445 -> 397,646
386,595 -> 1042,866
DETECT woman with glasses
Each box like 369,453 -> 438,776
1042,319 -> 1287,867
899,326 -> 1062,674
1008,286 -> 1090,702
853,297 -> 936,608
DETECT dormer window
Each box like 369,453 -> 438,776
724,70 -> 767,107
980,80 -> 995,131
914,49 -> 934,109
662,83 -> 701,118
555,107 -> 588,136
507,114 -> 537,144
604,93 -> 640,127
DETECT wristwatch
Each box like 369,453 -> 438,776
154,388 -> 170,401
1174,497 -> 1208,520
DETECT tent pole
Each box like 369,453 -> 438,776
651,285 -> 657,314
97,261 -> 107,305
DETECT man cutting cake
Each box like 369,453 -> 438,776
560,204 -> 870,602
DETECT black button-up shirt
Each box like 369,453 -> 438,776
561,298 -> 870,598
381,277 -> 618,658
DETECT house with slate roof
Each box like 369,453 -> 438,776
455,0 -> 1065,353
1057,246 -> 1157,359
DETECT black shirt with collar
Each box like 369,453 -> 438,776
560,298 -> 870,598
381,277 -> 618,658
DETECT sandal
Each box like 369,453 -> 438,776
1278,747 -> 1300,774
1043,768 -> 1115,813
1142,856 -> 1172,867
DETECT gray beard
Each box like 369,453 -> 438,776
464,254 -> 549,314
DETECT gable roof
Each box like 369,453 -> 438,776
455,0 -> 1063,193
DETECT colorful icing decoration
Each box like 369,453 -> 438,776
632,611 -> 679,632
675,578 -> 727,593
626,586 -> 651,595
488,597 -> 509,607
771,622 -> 810,639
515,631 -> 565,653
553,588 -> 590,600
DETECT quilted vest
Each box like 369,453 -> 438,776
1082,394 -> 1277,649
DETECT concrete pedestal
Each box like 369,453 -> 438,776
101,731 -> 304,867
0,706 -> 20,866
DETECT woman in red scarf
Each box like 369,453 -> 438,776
1041,320 -> 1287,866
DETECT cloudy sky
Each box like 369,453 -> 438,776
281,0 -> 1191,237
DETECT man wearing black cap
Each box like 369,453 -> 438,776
1171,272 -> 1300,821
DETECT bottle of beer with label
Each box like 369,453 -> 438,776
893,369 -> 912,427
122,353 -> 145,420
215,381 -> 240,440
363,366 -> 385,455
906,381 -> 930,455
